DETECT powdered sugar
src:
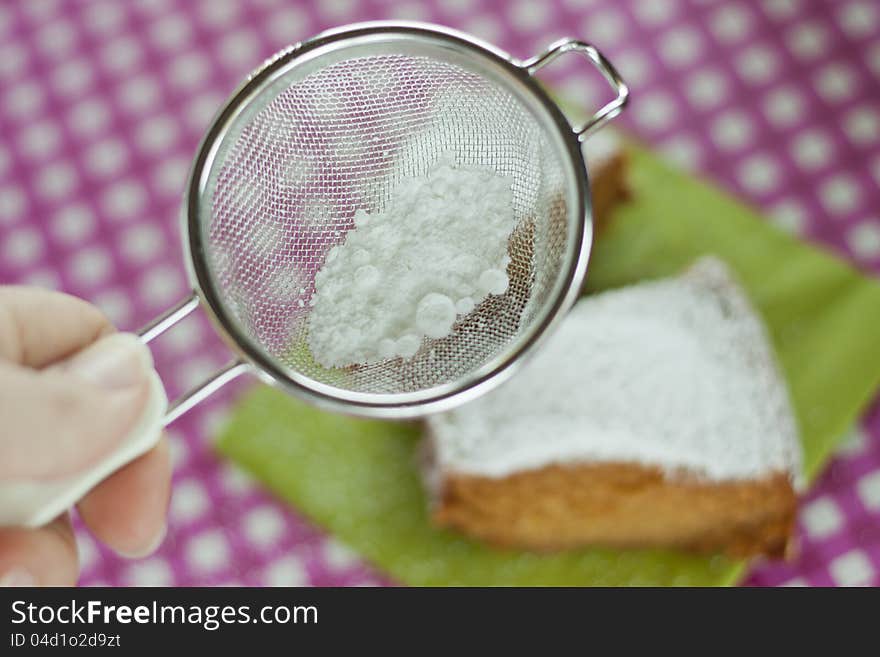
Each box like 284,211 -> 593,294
427,257 -> 803,484
307,161 -> 516,368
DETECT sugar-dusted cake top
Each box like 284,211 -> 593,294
427,257 -> 803,484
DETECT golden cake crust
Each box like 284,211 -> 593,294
432,462 -> 796,558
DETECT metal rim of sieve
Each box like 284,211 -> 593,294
137,21 -> 629,421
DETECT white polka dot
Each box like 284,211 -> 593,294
658,26 -> 703,67
686,68 -> 728,109
92,288 -> 133,325
117,75 -> 161,115
184,91 -> 223,131
867,41 -> 880,77
140,264 -> 185,307
0,43 -> 27,80
86,139 -> 129,178
659,133 -> 703,170
761,0 -> 801,19
437,0 -> 473,15
2,228 -> 44,267
388,2 -> 430,21
872,154 -> 880,187
633,0 -> 678,26
770,198 -> 808,235
710,110 -> 755,150
67,98 -> 111,138
843,106 -> 880,145
135,0 -> 172,13
632,91 -> 677,132
819,175 -> 861,216
762,87 -> 805,127
124,558 -> 174,586
243,506 -> 286,548
857,470 -> 880,510
35,161 -> 78,200
76,532 -> 100,572
829,550 -> 874,586
736,45 -> 781,84
135,114 -> 180,154
51,59 -> 94,98
838,1 -> 878,38
786,21 -> 830,59
176,356 -> 220,391
509,0 -> 550,31
186,529 -> 231,574
0,145 -> 9,176
217,29 -> 259,71
263,555 -> 308,586
737,153 -> 780,194
781,577 -> 808,587
322,541 -> 359,571
790,129 -> 833,170
168,52 -> 211,90
847,221 -> 880,261
562,0 -> 599,8
41,221 -> 89,270
83,1 -> 126,35
837,425 -> 868,456
265,6 -> 309,43
153,155 -> 190,197
219,465 -> 256,496
171,478 -> 211,522
4,81 -> 45,118
166,428 -> 190,468
120,223 -> 164,264
0,187 -> 26,225
100,37 -> 143,76
149,13 -> 192,52
22,269 -> 60,289
35,19 -> 77,59
610,49 -> 651,87
21,0 -> 60,21
814,63 -> 858,103
101,179 -> 148,221
18,121 -> 61,160
801,497 -> 843,538
585,9 -> 627,48
198,0 -> 241,26
710,3 -> 753,42
163,314 -> 203,352
463,15 -> 503,43
68,247 -> 113,287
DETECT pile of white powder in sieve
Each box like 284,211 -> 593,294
307,160 -> 517,368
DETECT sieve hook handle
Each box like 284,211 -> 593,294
137,291 -> 250,425
523,39 -> 629,141
0,294 -> 249,527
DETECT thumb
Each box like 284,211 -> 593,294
0,334 -> 152,481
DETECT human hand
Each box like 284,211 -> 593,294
0,286 -> 171,586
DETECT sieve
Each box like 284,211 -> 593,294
2,22 -> 628,527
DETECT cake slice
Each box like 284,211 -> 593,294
423,257 -> 803,558
584,131 -> 628,234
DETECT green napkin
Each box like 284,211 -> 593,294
217,144 -> 880,586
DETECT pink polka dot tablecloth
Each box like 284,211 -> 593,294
1,0 -> 879,587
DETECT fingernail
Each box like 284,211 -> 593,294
64,334 -> 152,390
0,567 -> 37,587
116,523 -> 167,559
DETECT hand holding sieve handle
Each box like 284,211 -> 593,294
0,294 -> 247,528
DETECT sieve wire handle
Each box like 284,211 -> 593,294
0,295 -> 250,527
523,39 -> 629,141
136,292 -> 250,425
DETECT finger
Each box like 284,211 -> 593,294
78,436 -> 171,558
0,286 -> 113,368
0,515 -> 78,586
0,335 -> 152,480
